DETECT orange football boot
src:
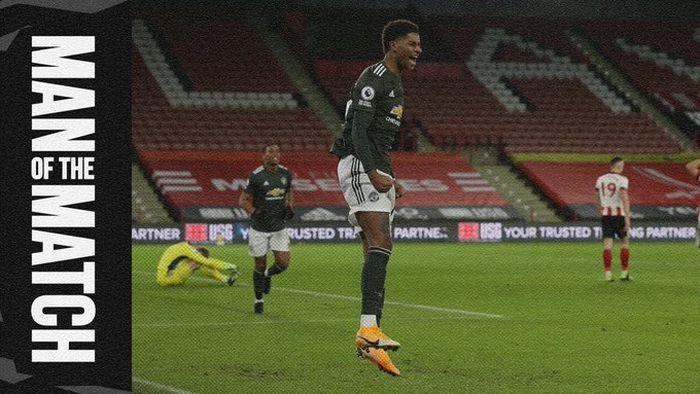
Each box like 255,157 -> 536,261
357,347 -> 401,376
355,325 -> 401,351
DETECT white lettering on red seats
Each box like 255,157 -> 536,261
617,37 -> 700,83
467,28 -> 630,114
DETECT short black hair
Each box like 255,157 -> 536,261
196,247 -> 210,258
262,144 -> 279,153
382,19 -> 419,54
610,157 -> 624,167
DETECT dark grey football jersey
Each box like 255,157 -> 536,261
244,165 -> 292,232
331,61 -> 404,176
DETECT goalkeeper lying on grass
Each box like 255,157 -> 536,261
156,242 -> 239,287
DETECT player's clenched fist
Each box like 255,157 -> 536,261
368,170 -> 394,193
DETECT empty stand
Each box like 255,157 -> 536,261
518,160 -> 699,220
131,10 -> 693,224
306,14 -> 682,154
137,150 -> 514,219
583,21 -> 699,109
132,17 -> 331,151
305,8 -> 457,63
153,16 -> 294,92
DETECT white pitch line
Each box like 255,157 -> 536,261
133,270 -> 505,319
132,377 -> 196,394
134,315 -> 481,328
383,300 -> 503,318
270,286 -> 505,318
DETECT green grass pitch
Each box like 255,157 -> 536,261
132,242 -> 699,393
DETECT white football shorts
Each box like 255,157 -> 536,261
248,227 -> 290,257
337,154 -> 395,228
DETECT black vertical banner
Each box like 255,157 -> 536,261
0,1 -> 131,392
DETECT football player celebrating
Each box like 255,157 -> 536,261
331,19 -> 420,376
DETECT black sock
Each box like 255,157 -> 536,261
253,270 -> 265,299
265,263 -> 286,277
377,287 -> 386,327
361,247 -> 391,316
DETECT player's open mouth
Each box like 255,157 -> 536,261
408,55 -> 418,66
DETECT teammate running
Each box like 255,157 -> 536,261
239,144 -> 295,314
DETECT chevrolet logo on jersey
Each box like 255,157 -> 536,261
390,105 -> 403,119
267,188 -> 286,197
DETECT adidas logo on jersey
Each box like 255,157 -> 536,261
264,181 -> 269,186
389,90 -> 395,97
373,64 -> 387,76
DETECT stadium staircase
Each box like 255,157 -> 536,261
475,164 -> 562,223
132,16 -> 330,151
132,163 -> 175,224
567,30 -> 693,151
248,16 -> 342,137
249,15 -> 437,152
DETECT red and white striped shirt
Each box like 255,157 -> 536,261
595,173 -> 629,216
